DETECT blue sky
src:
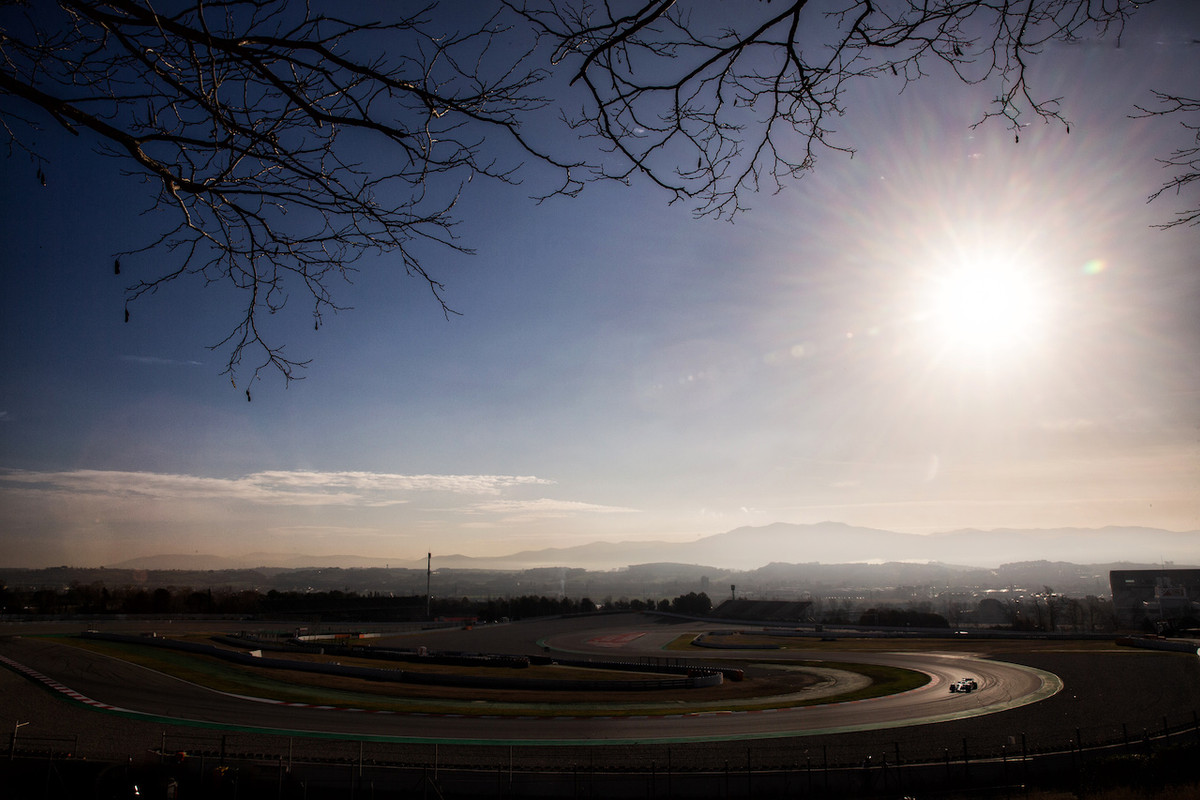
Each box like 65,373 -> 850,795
1,2 -> 1198,567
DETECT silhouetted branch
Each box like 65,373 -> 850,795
506,0 -> 1140,218
1135,91 -> 1200,228
1,0 -> 583,383
2,1 -> 1183,384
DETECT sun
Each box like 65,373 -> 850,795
924,258 -> 1048,357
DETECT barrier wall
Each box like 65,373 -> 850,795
78,632 -> 722,691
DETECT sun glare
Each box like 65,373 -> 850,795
925,258 -> 1047,357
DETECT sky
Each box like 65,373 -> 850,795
1,2 -> 1198,568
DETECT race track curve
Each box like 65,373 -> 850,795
0,619 -> 1061,745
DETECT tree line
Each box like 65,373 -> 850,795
0,579 -> 1135,632
0,581 -> 714,621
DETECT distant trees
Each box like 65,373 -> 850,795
2,1 -> 1192,384
0,579 -> 1124,633
601,597 -> 661,613
479,594 -> 591,620
0,581 -> 724,621
972,592 -> 1118,633
670,591 -> 713,615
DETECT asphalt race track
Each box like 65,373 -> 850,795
0,615 -> 1060,745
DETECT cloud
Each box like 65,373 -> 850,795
251,470 -> 550,496
121,355 -> 204,367
469,497 -> 638,522
0,468 -> 554,508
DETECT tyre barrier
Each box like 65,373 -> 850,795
544,655 -> 743,683
337,647 -> 532,670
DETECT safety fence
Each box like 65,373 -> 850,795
8,708 -> 1200,798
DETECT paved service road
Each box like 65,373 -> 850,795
0,623 -> 1060,745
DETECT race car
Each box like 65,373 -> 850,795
949,678 -> 978,693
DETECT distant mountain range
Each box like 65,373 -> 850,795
104,522 -> 1200,572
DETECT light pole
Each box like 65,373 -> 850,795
10,720 -> 29,761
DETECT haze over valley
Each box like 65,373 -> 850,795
92,522 -> 1200,573
5,522 -> 1195,605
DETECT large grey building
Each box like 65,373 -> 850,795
1110,569 -> 1200,632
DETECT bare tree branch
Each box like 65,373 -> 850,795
2,0 -> 1186,386
506,0 -> 1144,219
1,0 -> 583,384
1134,90 -> 1200,228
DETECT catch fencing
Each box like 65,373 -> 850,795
9,707 -> 1200,798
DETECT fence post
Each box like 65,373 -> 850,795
1021,732 -> 1028,784
823,746 -> 829,792
893,742 -> 901,794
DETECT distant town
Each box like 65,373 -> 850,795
5,558 -> 1197,635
